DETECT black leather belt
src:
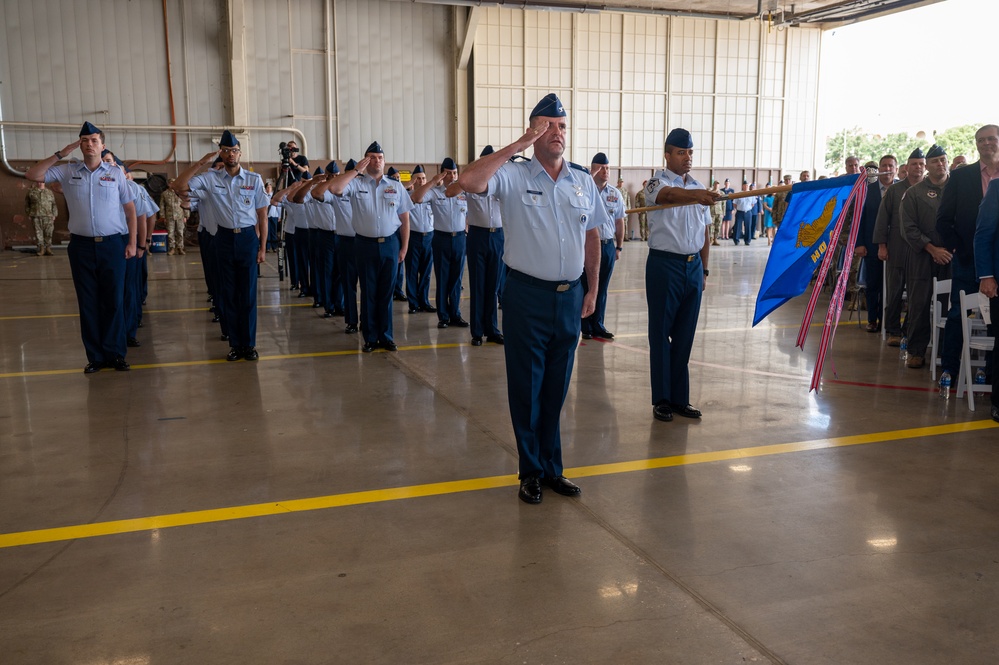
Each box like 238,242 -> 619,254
469,226 -> 500,233
218,226 -> 252,234
356,234 -> 390,243
650,248 -> 698,262
509,269 -> 579,293
71,233 -> 125,243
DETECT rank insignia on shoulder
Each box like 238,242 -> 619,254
568,161 -> 589,174
646,178 -> 659,192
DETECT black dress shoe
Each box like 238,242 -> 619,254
581,332 -> 592,340
127,337 -> 141,347
298,291 -> 308,298
471,337 -> 483,346
344,324 -> 358,334
408,307 -> 419,314
486,334 -> 505,345
451,318 -> 470,328
243,347 -> 259,361
594,328 -> 615,339
323,311 -> 334,318
226,348 -> 242,361
84,361 -> 104,374
518,476 -> 542,504
421,305 -> 437,313
542,476 -> 581,497
312,302 -> 322,308
212,314 -> 220,323
653,404 -> 673,422
362,342 -> 377,353
379,339 -> 398,352
670,403 -> 702,419
220,334 -> 229,342
333,308 -> 345,316
992,405 -> 999,424
393,294 -> 408,302
437,321 -> 449,329
110,356 -> 130,371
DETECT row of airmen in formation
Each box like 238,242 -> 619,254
21,92 -> 729,504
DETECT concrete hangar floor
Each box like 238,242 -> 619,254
0,242 -> 996,665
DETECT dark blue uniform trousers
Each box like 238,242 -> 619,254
432,230 -> 466,323
200,229 -> 229,338
406,231 -> 434,310
336,236 -> 359,325
294,227 -> 311,295
314,229 -> 337,313
309,228 -> 321,304
862,250 -> 883,328
68,233 -> 127,364
284,231 -> 299,289
734,210 -> 752,245
394,229 -> 407,299
355,234 -> 400,344
466,226 -> 504,338
646,250 -> 703,407
199,227 -> 215,298
215,228 -> 259,350
581,239 -> 617,336
503,270 -> 583,480
124,255 -> 141,339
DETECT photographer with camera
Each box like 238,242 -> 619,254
279,140 -> 310,183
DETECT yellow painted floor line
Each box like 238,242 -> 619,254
1,420 -> 994,550
0,343 -> 471,379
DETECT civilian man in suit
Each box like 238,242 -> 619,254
973,178 -> 999,422
936,124 -> 999,385
855,155 -> 897,333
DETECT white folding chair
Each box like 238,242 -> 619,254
929,277 -> 951,381
848,257 -> 867,328
956,290 -> 994,412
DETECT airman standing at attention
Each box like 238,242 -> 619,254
464,146 -> 505,346
160,183 -> 188,255
580,152 -> 625,341
405,164 -> 437,314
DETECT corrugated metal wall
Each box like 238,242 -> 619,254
0,0 -> 454,166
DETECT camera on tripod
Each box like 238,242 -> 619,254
278,142 -> 294,171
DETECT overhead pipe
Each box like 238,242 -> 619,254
386,0 -> 757,21
0,121 -> 308,178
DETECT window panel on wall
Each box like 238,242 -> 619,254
758,99 -> 783,168
576,13 -> 622,92
474,7 -> 523,88
622,14 -> 667,93
712,96 -> 755,167
761,29 -> 786,98
525,11 -> 572,89
783,98 -> 816,170
475,86 -> 525,158
670,18 -> 715,94
669,94 -> 714,165
621,93 -> 666,168
716,21 -> 759,96
574,90 -> 620,166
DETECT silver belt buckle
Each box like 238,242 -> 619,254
233,227 -> 242,234
377,237 -> 385,243
556,283 -> 570,292
94,236 -> 104,243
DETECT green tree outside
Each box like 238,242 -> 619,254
824,123 -> 981,171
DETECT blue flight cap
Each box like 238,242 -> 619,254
440,157 -> 457,171
345,158 -> 357,171
665,128 -> 693,150
591,152 -> 609,165
480,145 -> 494,157
365,141 -> 383,154
301,170 -> 312,181
314,167 -> 323,176
326,161 -> 340,175
387,166 -> 399,177
529,93 -> 566,119
413,164 -> 425,174
908,147 -> 925,160
100,149 -> 111,158
219,130 -> 240,148
212,156 -> 224,167
79,121 -> 102,137
926,144 -> 946,159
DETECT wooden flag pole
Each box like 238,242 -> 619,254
626,183 -> 793,215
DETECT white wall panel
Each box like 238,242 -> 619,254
336,0 -> 452,164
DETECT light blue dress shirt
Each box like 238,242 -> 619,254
408,197 -> 435,233
305,195 -> 336,232
322,191 -> 355,237
487,159 -> 607,281
45,160 -> 132,236
466,191 -> 503,229
343,173 -> 413,238
429,186 -> 468,233
646,168 -> 711,254
187,167 -> 268,229
597,184 -> 625,241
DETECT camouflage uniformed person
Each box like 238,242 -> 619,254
709,180 -> 724,245
616,177 -> 632,240
159,185 -> 189,255
25,181 -> 57,255
635,181 -> 649,241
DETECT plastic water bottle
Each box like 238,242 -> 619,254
975,368 -> 987,385
940,371 -> 952,399
899,337 -> 908,360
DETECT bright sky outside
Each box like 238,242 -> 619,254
817,0 -> 996,144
